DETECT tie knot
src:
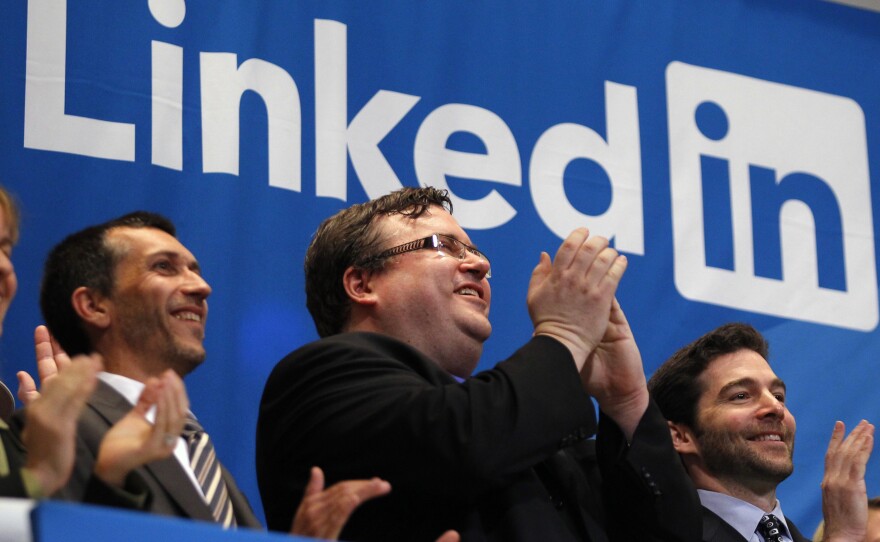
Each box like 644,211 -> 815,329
183,415 -> 205,440
757,514 -> 786,542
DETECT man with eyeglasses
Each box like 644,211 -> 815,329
256,186 -> 700,541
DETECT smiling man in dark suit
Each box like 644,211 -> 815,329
257,186 -> 701,541
648,322 -> 873,542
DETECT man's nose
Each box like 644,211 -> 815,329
461,253 -> 491,280
182,269 -> 212,298
756,390 -> 785,419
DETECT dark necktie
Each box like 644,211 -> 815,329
757,514 -> 786,542
182,416 -> 237,528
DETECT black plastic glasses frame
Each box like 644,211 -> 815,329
361,233 -> 491,278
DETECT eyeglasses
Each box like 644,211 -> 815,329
362,233 -> 491,278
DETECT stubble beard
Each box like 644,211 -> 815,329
696,424 -> 795,490
163,336 -> 206,376
117,304 -> 206,377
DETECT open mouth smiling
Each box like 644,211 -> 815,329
173,311 -> 202,322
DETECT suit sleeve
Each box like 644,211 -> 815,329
82,471 -> 150,510
50,407 -> 151,510
258,334 -> 598,530
595,398 -> 702,542
2,415 -> 147,505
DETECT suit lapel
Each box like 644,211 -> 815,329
88,382 -> 215,522
702,506 -> 749,541
220,464 -> 262,528
785,517 -> 810,542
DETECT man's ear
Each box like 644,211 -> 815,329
71,286 -> 112,330
342,266 -> 379,306
668,420 -> 699,455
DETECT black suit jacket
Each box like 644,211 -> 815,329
702,507 -> 810,542
257,332 -> 701,541
54,380 -> 261,528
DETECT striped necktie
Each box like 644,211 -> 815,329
183,416 -> 237,528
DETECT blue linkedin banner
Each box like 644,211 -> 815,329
1,0 -> 878,531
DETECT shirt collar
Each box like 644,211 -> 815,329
698,489 -> 791,541
98,372 -> 199,425
98,371 -> 145,407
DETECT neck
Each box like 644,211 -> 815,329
417,340 -> 481,378
97,344 -> 171,383
345,320 -> 480,378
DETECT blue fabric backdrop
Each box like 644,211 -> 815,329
2,0 -> 878,532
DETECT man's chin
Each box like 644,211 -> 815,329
747,455 -> 794,483
169,346 -> 206,375
469,318 -> 492,342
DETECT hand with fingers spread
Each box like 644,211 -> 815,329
17,325 -> 73,405
580,298 -> 649,440
94,370 -> 188,488
527,228 -> 627,370
289,466 -> 392,539
821,419 -> 875,542
21,353 -> 102,495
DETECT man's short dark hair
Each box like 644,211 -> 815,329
305,186 -> 452,338
40,211 -> 176,356
648,322 -> 769,429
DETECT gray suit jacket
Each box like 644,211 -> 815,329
702,507 -> 810,542
56,380 -> 261,528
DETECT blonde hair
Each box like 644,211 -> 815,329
0,186 -> 21,245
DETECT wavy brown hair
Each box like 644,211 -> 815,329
305,187 -> 452,338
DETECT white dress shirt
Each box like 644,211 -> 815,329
699,489 -> 794,542
97,372 -> 206,499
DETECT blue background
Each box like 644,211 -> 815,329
2,0 -> 879,533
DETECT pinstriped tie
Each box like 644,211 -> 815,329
183,416 -> 237,528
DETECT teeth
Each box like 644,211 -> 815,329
753,434 -> 782,442
457,288 -> 478,297
174,312 -> 202,322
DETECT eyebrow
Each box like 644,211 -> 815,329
150,250 -> 202,273
716,377 -> 787,398
440,232 -> 477,249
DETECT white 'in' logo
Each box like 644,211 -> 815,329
666,61 -> 877,331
